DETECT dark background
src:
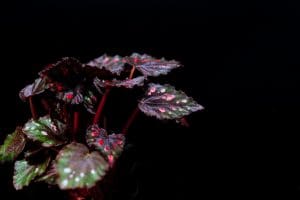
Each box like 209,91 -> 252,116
0,0 -> 298,199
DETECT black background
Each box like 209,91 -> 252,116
0,0 -> 298,199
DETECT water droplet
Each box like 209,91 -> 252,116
35,168 -> 39,173
64,168 -> 71,173
91,169 -> 96,175
176,101 -> 180,104
69,174 -> 74,178
80,172 -> 85,177
181,99 -> 188,103
75,177 -> 80,182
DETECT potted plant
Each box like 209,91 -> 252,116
0,53 -> 203,199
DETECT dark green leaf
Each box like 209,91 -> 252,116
138,83 -> 204,119
36,161 -> 57,185
23,115 -> 67,147
0,127 -> 26,162
13,157 -> 51,190
55,143 -> 109,189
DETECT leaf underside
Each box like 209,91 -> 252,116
0,127 -> 26,162
19,78 -> 48,101
55,142 -> 109,189
138,83 -> 204,120
94,76 -> 145,89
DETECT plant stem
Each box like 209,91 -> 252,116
180,117 -> 190,127
41,98 -> 50,113
73,111 -> 79,140
129,65 -> 136,79
29,96 -> 38,120
122,106 -> 140,135
93,87 -> 111,125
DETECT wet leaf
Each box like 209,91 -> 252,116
55,142 -> 109,189
13,157 -> 51,190
86,54 -> 125,75
86,125 -> 125,166
138,83 -> 204,119
0,127 -> 26,162
19,78 -> 48,101
23,115 -> 67,147
125,53 -> 181,77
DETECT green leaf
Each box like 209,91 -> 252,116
0,127 -> 26,162
138,83 -> 204,119
55,142 -> 109,190
13,157 -> 51,190
36,161 -> 57,185
23,115 -> 67,147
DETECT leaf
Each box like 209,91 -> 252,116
125,53 -> 181,77
55,142 -> 109,189
94,76 -> 145,90
13,157 -> 51,190
39,57 -> 84,89
23,115 -> 67,147
86,125 -> 125,166
19,78 -> 48,101
0,127 -> 26,162
138,83 -> 204,120
36,161 -> 57,185
86,54 -> 125,75
83,90 -> 98,114
56,87 -> 84,105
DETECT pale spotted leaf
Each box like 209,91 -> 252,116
138,83 -> 204,119
23,115 -> 67,147
86,54 -> 125,75
0,127 -> 26,162
125,53 -> 181,77
94,76 -> 144,89
13,157 -> 51,190
55,143 -> 109,189
86,125 -> 125,166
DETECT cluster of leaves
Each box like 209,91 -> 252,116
0,53 -> 203,193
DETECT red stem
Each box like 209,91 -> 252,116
122,106 -> 140,135
29,96 -> 38,120
41,98 -> 50,113
73,111 -> 79,139
180,117 -> 190,127
93,87 -> 111,125
129,65 -> 136,79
